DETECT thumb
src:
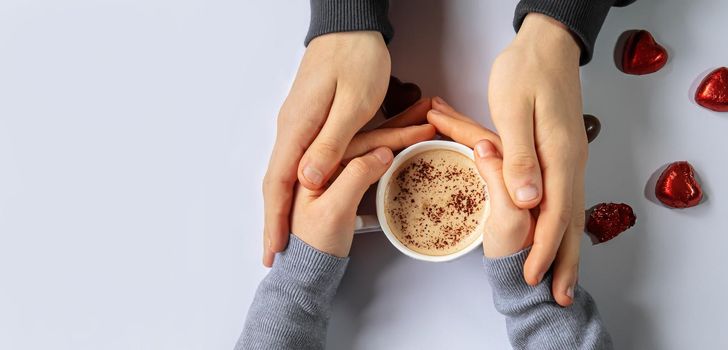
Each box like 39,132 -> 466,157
321,147 -> 393,209
503,138 -> 541,209
490,96 -> 543,209
298,130 -> 354,190
298,92 -> 380,190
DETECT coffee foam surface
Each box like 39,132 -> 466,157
384,149 -> 488,256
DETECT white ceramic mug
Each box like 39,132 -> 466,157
355,140 -> 488,262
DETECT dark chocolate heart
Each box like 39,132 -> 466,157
583,114 -> 601,143
381,76 -> 422,118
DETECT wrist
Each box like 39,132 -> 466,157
483,234 -> 531,258
309,30 -> 385,48
513,13 -> 580,64
481,214 -> 534,259
306,31 -> 390,68
292,230 -> 353,258
292,217 -> 354,258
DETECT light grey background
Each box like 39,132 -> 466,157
1,1 -> 726,349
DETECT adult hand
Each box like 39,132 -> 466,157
262,31 -> 390,266
291,121 -> 436,257
428,97 -> 581,306
488,13 -> 587,306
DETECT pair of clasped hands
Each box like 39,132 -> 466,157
263,14 -> 587,306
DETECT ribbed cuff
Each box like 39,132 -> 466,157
483,248 -> 542,299
272,234 -> 349,288
483,247 -> 559,309
514,0 -> 616,65
305,0 -> 393,46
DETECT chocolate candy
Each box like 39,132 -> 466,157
381,76 -> 422,118
619,30 -> 668,75
655,161 -> 704,208
583,114 -> 601,143
586,203 -> 637,244
695,67 -> 728,112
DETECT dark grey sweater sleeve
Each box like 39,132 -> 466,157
305,0 -> 635,64
236,235 -> 348,350
514,0 -> 637,65
484,248 -> 613,350
305,0 -> 393,46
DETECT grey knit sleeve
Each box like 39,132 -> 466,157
483,248 -> 613,350
514,0 -> 637,65
235,235 -> 349,350
305,0 -> 393,46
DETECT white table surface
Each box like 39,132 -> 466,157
1,1 -> 727,349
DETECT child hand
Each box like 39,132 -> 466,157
424,100 -> 533,257
473,139 -> 535,258
290,146 -> 393,257
291,112 -> 436,257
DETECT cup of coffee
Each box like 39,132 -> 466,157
376,140 -> 490,262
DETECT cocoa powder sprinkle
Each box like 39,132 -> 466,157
384,150 -> 488,255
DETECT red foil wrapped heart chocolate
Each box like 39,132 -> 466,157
620,30 -> 668,75
381,76 -> 422,118
695,67 -> 728,112
655,161 -> 703,208
586,203 -> 636,244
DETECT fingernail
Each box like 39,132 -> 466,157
372,147 -> 392,164
433,96 -> 449,106
566,285 -> 574,299
475,142 -> 493,158
267,237 -> 272,249
303,165 -> 324,185
516,185 -> 539,202
429,109 -> 442,116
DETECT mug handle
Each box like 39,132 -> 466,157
354,215 -> 381,234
